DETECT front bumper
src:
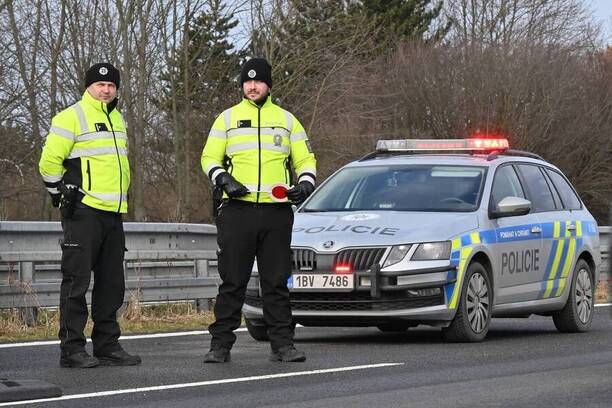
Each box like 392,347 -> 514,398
243,265 -> 457,325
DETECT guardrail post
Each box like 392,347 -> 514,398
19,261 -> 38,326
195,259 -> 212,312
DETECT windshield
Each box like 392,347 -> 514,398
303,164 -> 487,212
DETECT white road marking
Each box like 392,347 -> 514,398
0,363 -> 404,406
0,328 -> 247,349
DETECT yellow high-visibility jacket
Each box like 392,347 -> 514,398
201,96 -> 317,203
39,90 -> 130,213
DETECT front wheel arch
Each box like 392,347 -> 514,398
443,260 -> 492,342
469,251 -> 494,305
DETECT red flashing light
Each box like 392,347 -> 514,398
466,138 -> 509,150
334,264 -> 352,274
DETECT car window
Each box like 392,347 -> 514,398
490,165 -> 525,206
545,169 -> 582,210
542,170 -> 563,209
303,165 -> 486,212
516,164 -> 557,212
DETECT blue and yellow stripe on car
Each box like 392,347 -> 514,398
446,220 -> 593,309
539,220 -> 583,299
447,231 -> 481,309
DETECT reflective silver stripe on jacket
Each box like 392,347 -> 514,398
226,142 -> 290,155
72,103 -> 89,133
226,127 -> 290,139
298,174 -> 316,186
290,131 -> 308,142
46,187 -> 60,194
50,126 -> 75,141
243,183 -> 289,193
283,110 -> 294,132
223,108 -> 232,130
85,191 -> 128,202
68,147 -> 128,159
78,131 -> 128,141
207,167 -> 226,184
208,129 -> 227,139
42,174 -> 63,183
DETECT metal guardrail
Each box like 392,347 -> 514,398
0,222 -> 220,309
0,222 -> 609,311
598,226 -> 610,281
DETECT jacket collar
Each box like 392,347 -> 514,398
241,94 -> 273,109
82,90 -> 118,114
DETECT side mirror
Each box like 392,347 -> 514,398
490,196 -> 531,219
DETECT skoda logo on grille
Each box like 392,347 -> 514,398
323,241 -> 334,249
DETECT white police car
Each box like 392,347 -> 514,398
243,138 -> 602,342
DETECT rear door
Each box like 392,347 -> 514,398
538,167 -> 585,299
515,164 -> 566,301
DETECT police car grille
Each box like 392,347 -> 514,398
334,248 -> 386,271
245,293 -> 443,311
292,248 -> 316,271
291,247 -> 387,272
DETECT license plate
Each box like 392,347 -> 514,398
288,274 -> 354,291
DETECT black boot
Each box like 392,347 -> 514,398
203,347 -> 231,363
270,345 -> 306,362
94,349 -> 142,366
60,351 -> 100,368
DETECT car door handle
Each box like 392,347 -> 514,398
531,226 -> 542,234
567,224 -> 576,231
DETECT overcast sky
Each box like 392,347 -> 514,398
590,0 -> 612,41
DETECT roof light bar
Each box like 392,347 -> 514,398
376,138 -> 509,153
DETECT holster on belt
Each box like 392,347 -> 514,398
212,186 -> 223,221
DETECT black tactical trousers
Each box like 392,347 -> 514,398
209,200 -> 294,351
59,205 -> 125,355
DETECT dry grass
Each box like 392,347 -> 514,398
0,294 -> 215,343
596,280 -> 610,304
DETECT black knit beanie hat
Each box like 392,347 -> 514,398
85,63 -> 120,89
240,58 -> 272,88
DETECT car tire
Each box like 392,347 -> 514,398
377,322 -> 413,332
442,261 -> 491,342
245,318 -> 269,341
552,259 -> 594,333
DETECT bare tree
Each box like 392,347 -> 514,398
444,0 -> 600,50
316,41 -> 612,222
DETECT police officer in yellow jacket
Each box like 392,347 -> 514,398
39,63 -> 141,368
201,58 -> 316,363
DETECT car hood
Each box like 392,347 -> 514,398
293,211 -> 479,251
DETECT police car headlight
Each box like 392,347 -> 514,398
411,241 -> 451,261
382,245 -> 411,268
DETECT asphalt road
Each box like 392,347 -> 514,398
1,306 -> 611,408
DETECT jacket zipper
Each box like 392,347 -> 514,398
86,160 -> 92,190
257,105 -> 261,203
103,102 -> 123,213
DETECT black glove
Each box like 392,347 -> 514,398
286,181 -> 315,204
58,183 -> 79,219
215,172 -> 250,198
50,193 -> 62,208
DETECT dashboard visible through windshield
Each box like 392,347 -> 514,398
303,165 -> 487,212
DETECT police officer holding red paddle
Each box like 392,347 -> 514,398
201,58 -> 317,363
